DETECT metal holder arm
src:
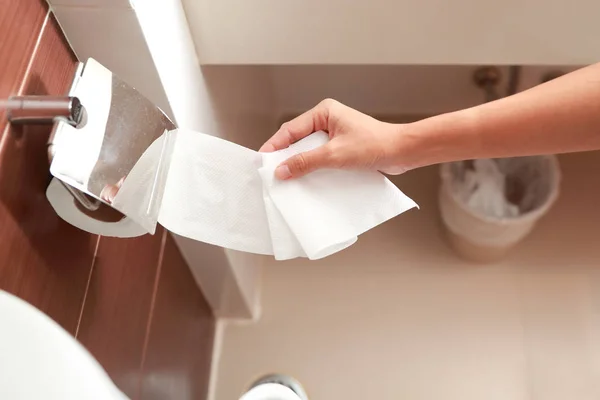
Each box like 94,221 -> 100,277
2,91 -> 102,212
5,95 -> 84,127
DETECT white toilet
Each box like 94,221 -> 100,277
0,290 -> 308,400
0,290 -> 128,400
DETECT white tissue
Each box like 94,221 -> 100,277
459,159 -> 519,219
47,129 -> 417,260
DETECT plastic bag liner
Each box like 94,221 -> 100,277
439,156 -> 560,257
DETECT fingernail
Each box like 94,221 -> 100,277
274,165 -> 292,180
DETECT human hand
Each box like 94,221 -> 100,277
260,99 -> 414,180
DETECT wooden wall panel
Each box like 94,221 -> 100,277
0,0 -> 48,113
0,10 -> 96,334
140,235 -> 215,400
0,7 -> 215,398
77,229 -> 166,398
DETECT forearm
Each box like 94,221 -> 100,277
403,63 -> 600,167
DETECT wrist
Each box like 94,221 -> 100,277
393,110 -> 479,169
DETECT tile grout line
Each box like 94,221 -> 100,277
0,9 -> 51,156
75,235 -> 101,338
136,229 -> 168,399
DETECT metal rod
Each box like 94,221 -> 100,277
5,96 -> 84,126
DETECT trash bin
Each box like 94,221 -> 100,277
439,156 -> 561,262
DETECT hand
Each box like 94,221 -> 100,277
260,99 -> 413,180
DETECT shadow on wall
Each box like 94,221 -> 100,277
173,234 -> 258,319
201,65 -> 278,150
0,73 -> 95,268
198,64 -> 508,150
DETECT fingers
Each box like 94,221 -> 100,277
259,99 -> 336,152
274,145 -> 334,180
100,184 -> 119,204
100,176 -> 126,204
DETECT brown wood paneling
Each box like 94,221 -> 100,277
140,234 -> 215,400
1,8 -> 216,397
23,13 -> 79,100
0,12 -> 97,334
77,229 -> 166,399
0,0 -> 48,131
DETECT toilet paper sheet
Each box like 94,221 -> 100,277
47,129 -> 417,260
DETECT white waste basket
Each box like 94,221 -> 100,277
439,156 -> 560,262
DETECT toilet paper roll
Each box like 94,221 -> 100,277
47,129 -> 417,260
47,179 -> 148,238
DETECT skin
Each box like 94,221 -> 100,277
260,63 -> 600,180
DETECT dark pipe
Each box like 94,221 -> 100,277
506,66 -> 521,96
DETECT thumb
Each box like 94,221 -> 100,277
274,146 -> 333,180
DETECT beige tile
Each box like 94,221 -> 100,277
518,273 -> 600,400
216,266 -> 529,400
214,153 -> 600,400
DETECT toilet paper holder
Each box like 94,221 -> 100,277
4,58 -> 176,230
4,94 -> 102,212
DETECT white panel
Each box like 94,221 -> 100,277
183,0 -> 600,65
134,0 -> 274,319
52,6 -> 173,117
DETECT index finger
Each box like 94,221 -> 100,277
259,100 -> 332,152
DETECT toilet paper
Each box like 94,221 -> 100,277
47,129 -> 417,260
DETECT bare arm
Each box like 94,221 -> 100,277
261,64 -> 600,180
404,63 -> 600,169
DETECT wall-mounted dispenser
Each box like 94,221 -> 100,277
5,59 -> 176,230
